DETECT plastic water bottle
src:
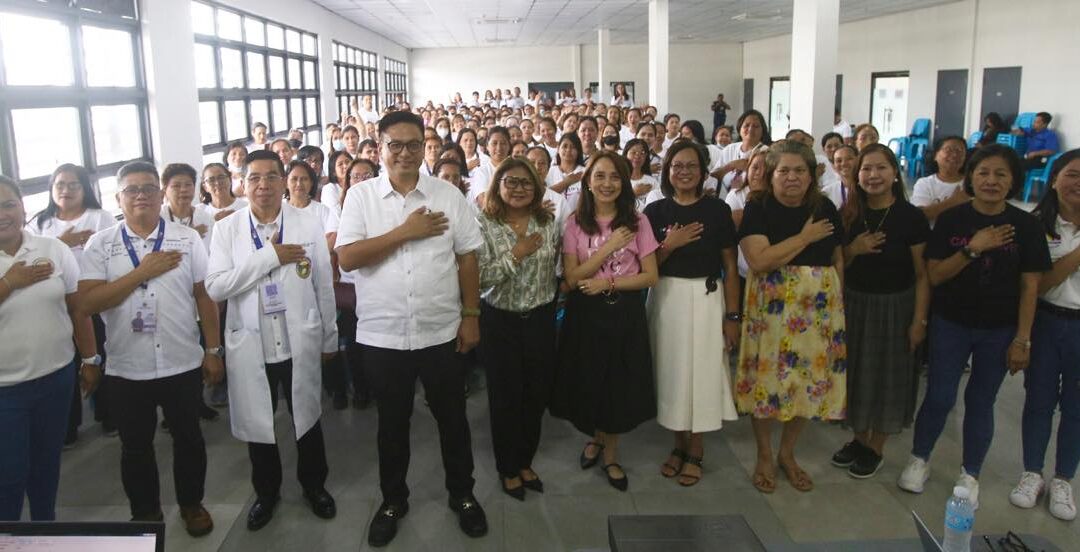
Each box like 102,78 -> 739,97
943,486 -> 975,552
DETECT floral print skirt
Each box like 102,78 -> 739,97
735,265 -> 847,421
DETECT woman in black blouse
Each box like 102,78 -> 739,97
898,144 -> 1051,508
831,144 -> 931,479
644,141 -> 740,487
736,142 -> 847,494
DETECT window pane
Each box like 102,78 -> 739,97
266,24 -> 283,50
23,191 -> 51,220
250,99 -> 268,131
287,58 -> 301,90
12,107 -> 81,179
78,0 -> 138,19
97,177 -> 120,216
243,17 -> 264,46
271,99 -> 288,133
202,151 -> 222,169
285,29 -> 300,52
268,56 -> 285,89
224,100 -> 247,141
191,2 -> 214,36
305,98 -> 317,127
194,43 -> 216,88
290,98 -> 303,128
220,48 -> 243,89
91,104 -> 142,165
83,26 -> 135,87
303,61 -> 316,90
306,130 -> 321,147
336,66 -> 344,90
199,101 -> 220,146
302,34 -> 316,56
1,13 -> 73,86
246,52 -> 265,89
216,9 -> 242,41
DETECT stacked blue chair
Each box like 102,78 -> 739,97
996,112 -> 1038,154
887,118 -> 932,181
967,131 -> 983,149
1022,151 -> 1064,203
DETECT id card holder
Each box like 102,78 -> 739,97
131,292 -> 158,333
260,282 -> 287,315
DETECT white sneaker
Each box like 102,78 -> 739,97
1009,471 -> 1044,509
898,456 -> 931,493
957,470 -> 980,510
1049,478 -> 1077,521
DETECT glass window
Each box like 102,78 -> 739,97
23,191 -> 51,220
306,130 -> 321,147
290,98 -> 303,128
336,66 -> 345,90
91,104 -> 141,165
224,100 -> 247,141
268,55 -> 285,89
78,0 -> 138,19
194,43 -> 216,89
82,26 -> 135,87
271,99 -> 288,133
303,61 -> 316,90
220,47 -> 243,89
243,17 -> 264,46
287,58 -> 301,90
305,98 -> 317,127
250,99 -> 268,131
216,9 -> 242,41
347,48 -> 354,65
199,101 -> 220,146
246,52 -> 265,89
97,176 -> 119,216
11,107 -> 82,179
285,29 -> 301,53
302,34 -> 316,56
191,2 -> 214,36
266,24 -> 283,50
0,12 -> 73,86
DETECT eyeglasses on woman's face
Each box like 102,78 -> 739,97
500,176 -> 535,191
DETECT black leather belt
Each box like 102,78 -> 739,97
1039,300 -> 1080,320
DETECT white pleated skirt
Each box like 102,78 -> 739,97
646,276 -> 738,432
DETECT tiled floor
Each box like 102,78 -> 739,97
50,369 -> 1080,551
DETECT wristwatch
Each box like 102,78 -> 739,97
205,346 -> 225,358
724,312 -> 743,322
461,307 -> 481,318
961,246 -> 980,260
80,354 -> 102,366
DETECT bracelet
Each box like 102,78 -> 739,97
607,277 -> 615,294
724,312 -> 742,322
919,319 -> 928,326
1012,338 -> 1031,350
461,307 -> 481,317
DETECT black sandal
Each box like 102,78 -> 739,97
678,455 -> 703,487
661,448 -> 687,478
579,442 -> 605,470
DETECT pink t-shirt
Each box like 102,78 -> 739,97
563,212 -> 659,279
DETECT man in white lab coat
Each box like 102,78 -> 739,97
205,150 -> 338,531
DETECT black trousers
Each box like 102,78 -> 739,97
325,310 -> 368,398
111,368 -> 206,517
1024,155 -> 1049,172
479,301 -> 556,477
363,340 -> 475,505
247,360 -> 328,500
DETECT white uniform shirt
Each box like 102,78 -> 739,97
822,180 -> 848,210
546,164 -> 586,212
468,158 -> 500,204
714,142 -> 765,193
834,120 -> 853,139
358,108 -> 379,125
196,197 -> 248,222
724,187 -> 752,278
290,199 -> 340,236
80,220 -> 207,381
320,182 -> 342,208
911,174 -> 963,227
336,173 -> 484,350
161,204 -> 215,252
543,187 -> 569,230
1042,216 -> 1080,310
26,208 -> 116,265
0,232 -> 80,386
631,175 -> 659,212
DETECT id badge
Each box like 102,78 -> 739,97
260,282 -> 287,314
131,294 -> 158,333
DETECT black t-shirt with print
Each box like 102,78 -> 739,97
844,200 -> 932,294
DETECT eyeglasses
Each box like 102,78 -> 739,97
247,173 -> 282,186
383,140 -> 423,154
350,172 -> 373,183
203,175 -> 231,185
500,176 -> 535,191
119,185 -> 160,198
670,163 -> 700,174
997,531 -> 1041,552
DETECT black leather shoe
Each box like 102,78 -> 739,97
500,477 -> 525,501
448,494 -> 488,538
579,442 -> 604,470
246,496 -> 279,531
522,477 -> 544,493
368,501 -> 408,548
302,488 -> 336,519
602,463 -> 629,492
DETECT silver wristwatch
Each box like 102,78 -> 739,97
205,346 -> 225,358
81,354 -> 102,366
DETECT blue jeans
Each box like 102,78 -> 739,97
0,364 -> 75,521
911,315 -> 1012,476
1022,308 -> 1080,479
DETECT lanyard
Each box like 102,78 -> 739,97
249,213 -> 283,250
120,219 -> 165,289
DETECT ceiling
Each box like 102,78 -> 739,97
310,0 -> 962,49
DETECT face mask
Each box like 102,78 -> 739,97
228,164 -> 243,173
437,127 -> 450,139
333,140 -> 345,151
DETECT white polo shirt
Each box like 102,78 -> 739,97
196,197 -> 248,222
26,208 -> 117,265
291,199 -> 340,237
161,204 -> 215,252
1043,216 -> 1080,310
336,172 -> 484,350
320,182 -> 342,208
80,220 -> 207,381
0,232 -> 80,386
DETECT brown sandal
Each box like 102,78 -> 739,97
778,458 -> 814,492
752,459 -> 776,494
677,455 -> 703,487
660,448 -> 687,478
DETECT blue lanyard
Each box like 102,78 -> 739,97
249,214 -> 282,250
120,219 -> 165,289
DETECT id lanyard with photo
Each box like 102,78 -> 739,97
251,214 -> 313,316
121,219 -> 165,333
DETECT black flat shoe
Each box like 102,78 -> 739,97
602,463 -> 629,492
199,403 -> 219,421
448,494 -> 488,538
579,442 -> 604,470
367,501 -> 408,548
500,477 -> 525,501
246,496 -> 279,531
302,487 -> 337,519
522,477 -> 544,493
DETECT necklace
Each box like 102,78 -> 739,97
865,204 -> 892,233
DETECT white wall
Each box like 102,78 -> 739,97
409,42 -> 744,126
742,0 -> 1079,148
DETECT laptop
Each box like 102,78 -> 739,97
0,521 -> 164,552
913,511 -> 945,552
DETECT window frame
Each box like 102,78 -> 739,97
0,0 -> 151,198
383,56 -> 407,110
192,0 -> 321,158
332,40 -> 378,121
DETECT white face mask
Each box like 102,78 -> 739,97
333,139 -> 345,151
228,164 -> 243,173
436,127 -> 450,139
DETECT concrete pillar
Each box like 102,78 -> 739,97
570,45 -> 582,97
140,0 -> 202,169
597,28 -> 611,103
648,0 -> 669,111
789,0 -> 839,150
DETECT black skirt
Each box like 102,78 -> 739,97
549,290 -> 657,435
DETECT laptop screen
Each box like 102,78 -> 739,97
0,522 -> 162,552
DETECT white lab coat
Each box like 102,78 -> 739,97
205,204 -> 338,444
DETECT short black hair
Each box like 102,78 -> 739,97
252,122 -> 267,131
245,149 -> 285,176
161,163 -> 197,187
820,132 -> 843,148
284,160 -> 318,199
297,145 -> 324,164
223,141 -> 247,166
378,110 -> 424,137
117,161 -> 160,186
432,158 -> 462,178
1037,112 -> 1052,125
962,144 -> 1023,199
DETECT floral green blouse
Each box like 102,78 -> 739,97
477,213 -> 560,312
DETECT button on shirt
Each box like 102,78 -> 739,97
79,221 -> 207,381
252,214 -> 292,363
0,232 -> 80,386
336,172 -> 484,350
1043,216 -> 1080,310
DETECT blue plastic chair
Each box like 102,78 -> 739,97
888,118 -> 933,180
1014,112 -> 1037,132
967,131 -> 983,149
1022,151 -> 1064,203
996,132 -> 1028,155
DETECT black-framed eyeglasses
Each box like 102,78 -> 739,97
997,531 -> 1042,552
500,176 -> 535,191
383,140 -> 423,154
119,185 -> 160,198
